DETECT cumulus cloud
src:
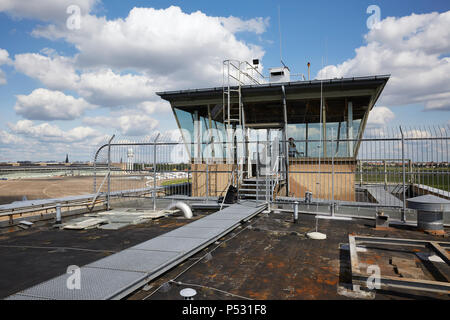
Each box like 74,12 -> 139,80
4,5 -> 269,158
367,106 -> 395,126
83,114 -> 159,136
12,6 -> 268,113
219,16 -> 270,34
8,119 -> 100,142
0,48 -> 12,84
32,6 -> 265,88
0,48 -> 11,65
0,129 -> 23,145
14,52 -> 79,90
136,100 -> 171,114
77,69 -> 158,107
13,53 -> 163,108
0,0 -> 99,22
317,11 -> 450,111
14,88 -> 96,121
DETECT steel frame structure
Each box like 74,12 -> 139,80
349,235 -> 450,294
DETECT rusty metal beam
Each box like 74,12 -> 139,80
349,235 -> 450,295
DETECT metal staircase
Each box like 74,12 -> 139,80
240,177 -> 273,201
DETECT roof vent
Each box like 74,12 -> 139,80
269,66 -> 290,83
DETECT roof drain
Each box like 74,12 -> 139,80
180,288 -> 197,300
168,202 -> 193,219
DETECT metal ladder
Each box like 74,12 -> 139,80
222,60 -> 263,126
222,60 -> 264,187
223,60 -> 243,126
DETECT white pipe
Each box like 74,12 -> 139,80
56,203 -> 62,224
168,202 -> 193,219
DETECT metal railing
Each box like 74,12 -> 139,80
92,125 -> 449,216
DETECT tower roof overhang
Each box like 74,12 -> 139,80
157,75 -> 389,111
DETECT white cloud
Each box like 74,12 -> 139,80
402,129 -> 432,139
13,53 -> 163,108
32,6 -> 265,88
0,0 -> 99,22
0,48 -> 12,85
0,48 -> 11,65
8,119 -> 100,142
219,16 -> 270,34
2,5 -> 270,161
0,69 -> 6,85
317,11 -> 450,111
83,114 -> 159,136
14,52 -> 79,90
0,129 -> 23,145
367,106 -> 395,126
12,6 -> 267,116
77,69 -> 158,107
136,100 -> 171,114
14,88 -> 95,121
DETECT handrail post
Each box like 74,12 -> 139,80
331,128 -> 335,216
153,134 -> 160,211
106,134 -> 115,211
400,126 -> 406,222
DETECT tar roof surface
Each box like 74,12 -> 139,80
1,206 -> 448,300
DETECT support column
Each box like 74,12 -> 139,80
347,101 -> 353,157
194,110 -> 201,163
282,85 -> 290,196
322,100 -> 327,158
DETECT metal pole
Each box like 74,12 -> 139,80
153,134 -> 160,211
331,128 -> 335,216
266,140 -> 270,211
55,203 -> 62,224
106,134 -> 115,211
256,134 -> 260,204
206,160 -> 209,201
281,85 -> 290,196
400,126 -> 406,222
293,201 -> 299,223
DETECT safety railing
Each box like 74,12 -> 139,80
91,125 -> 449,216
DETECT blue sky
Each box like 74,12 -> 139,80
0,0 -> 449,161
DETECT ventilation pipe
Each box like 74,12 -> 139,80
307,62 -> 311,80
168,202 -> 193,219
55,203 -> 62,225
293,201 -> 299,223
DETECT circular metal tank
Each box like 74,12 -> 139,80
406,194 -> 450,235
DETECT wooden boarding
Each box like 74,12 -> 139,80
288,160 -> 356,201
191,163 -> 233,197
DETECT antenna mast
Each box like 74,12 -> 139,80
278,5 -> 285,67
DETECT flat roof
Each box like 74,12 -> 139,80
156,75 -> 390,100
2,203 -> 448,300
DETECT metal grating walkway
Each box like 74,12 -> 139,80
6,201 -> 266,300
364,186 -> 403,207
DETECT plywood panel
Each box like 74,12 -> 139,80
192,163 -> 233,197
288,161 -> 356,201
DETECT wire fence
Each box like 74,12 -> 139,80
92,125 -> 450,212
